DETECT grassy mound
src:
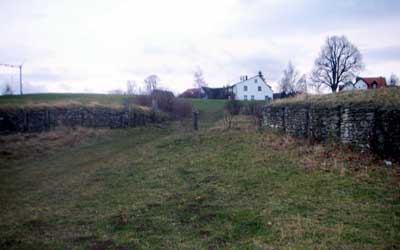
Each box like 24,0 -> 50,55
271,87 -> 400,109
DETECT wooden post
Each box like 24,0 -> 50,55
193,110 -> 198,131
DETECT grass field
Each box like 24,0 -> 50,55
0,110 -> 399,249
0,93 -> 127,107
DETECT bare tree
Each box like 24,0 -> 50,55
389,74 -> 399,86
2,84 -> 14,95
296,74 -> 308,93
279,61 -> 299,95
126,80 -> 136,95
194,68 -> 207,88
311,35 -> 363,93
144,74 -> 160,94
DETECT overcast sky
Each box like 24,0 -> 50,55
0,0 -> 399,94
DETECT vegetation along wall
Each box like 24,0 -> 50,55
263,102 -> 400,160
0,104 -> 167,135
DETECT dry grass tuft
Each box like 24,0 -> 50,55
259,129 -> 399,182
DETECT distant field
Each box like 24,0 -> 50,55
0,93 -> 126,106
272,87 -> 400,108
190,98 -> 226,126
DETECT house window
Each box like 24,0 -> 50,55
265,96 -> 270,101
244,95 -> 248,100
244,85 -> 248,91
258,86 -> 262,91
255,79 -> 258,83
251,95 -> 254,100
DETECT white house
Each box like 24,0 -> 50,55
231,72 -> 273,101
340,81 -> 368,91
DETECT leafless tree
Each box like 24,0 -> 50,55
144,74 -> 160,94
2,83 -> 14,95
296,74 -> 308,93
194,68 -> 207,88
389,74 -> 399,86
279,61 -> 299,95
126,80 -> 136,95
311,35 -> 363,93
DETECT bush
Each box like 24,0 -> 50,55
173,99 -> 193,118
123,90 -> 193,120
151,90 -> 175,113
224,99 -> 242,115
241,101 -> 264,128
223,100 -> 242,129
131,95 -> 152,107
241,101 -> 263,116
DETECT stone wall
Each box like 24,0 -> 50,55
0,105 -> 167,135
263,103 -> 400,160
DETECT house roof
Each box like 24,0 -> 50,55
356,77 -> 387,88
231,74 -> 272,90
201,86 -> 230,99
182,88 -> 201,94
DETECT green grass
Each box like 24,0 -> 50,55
271,87 -> 400,109
190,98 -> 226,126
0,116 -> 399,249
0,93 -> 127,107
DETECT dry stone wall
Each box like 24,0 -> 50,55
263,103 -> 400,160
0,105 -> 167,135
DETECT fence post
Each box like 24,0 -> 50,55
193,110 -> 199,131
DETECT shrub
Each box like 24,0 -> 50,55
241,101 -> 264,128
151,90 -> 175,113
131,95 -> 152,107
241,101 -> 263,116
223,100 -> 242,129
173,99 -> 193,118
224,99 -> 242,116
123,90 -> 193,120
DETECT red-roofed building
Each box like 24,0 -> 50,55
355,77 -> 387,89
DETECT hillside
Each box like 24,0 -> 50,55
272,87 -> 400,109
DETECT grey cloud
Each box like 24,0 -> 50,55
229,0 -> 400,38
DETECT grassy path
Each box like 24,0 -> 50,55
0,118 -> 399,249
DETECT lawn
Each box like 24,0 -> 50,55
0,114 -> 398,249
